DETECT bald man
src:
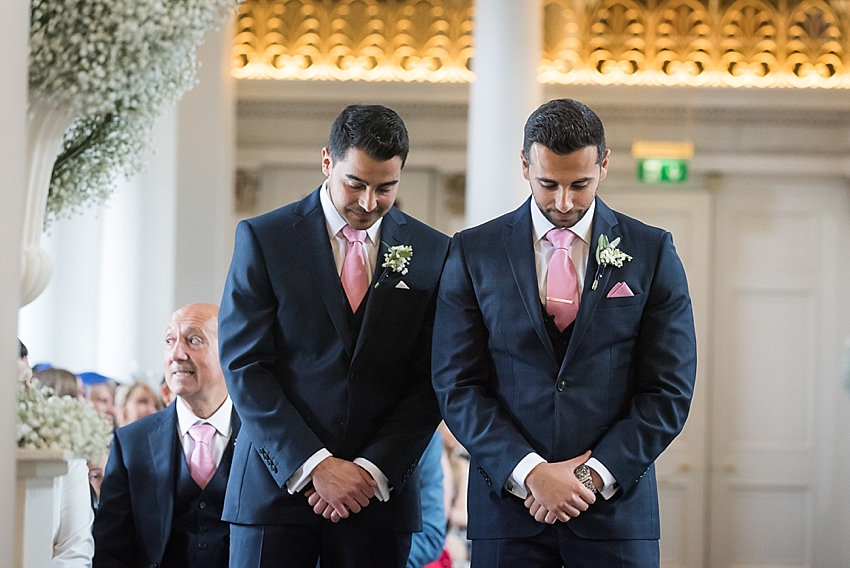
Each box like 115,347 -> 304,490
94,303 -> 241,568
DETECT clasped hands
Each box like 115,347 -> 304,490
523,450 -> 598,525
304,456 -> 378,523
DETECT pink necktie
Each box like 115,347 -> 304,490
341,225 -> 370,312
188,422 -> 217,489
545,229 -> 580,331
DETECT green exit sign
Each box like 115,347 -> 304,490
636,159 -> 688,183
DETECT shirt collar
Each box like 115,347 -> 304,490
176,395 -> 233,438
531,196 -> 596,245
319,181 -> 382,244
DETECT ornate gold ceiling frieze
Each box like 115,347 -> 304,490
541,0 -> 850,88
233,0 -> 474,81
233,0 -> 850,88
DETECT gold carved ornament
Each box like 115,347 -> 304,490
233,0 -> 850,88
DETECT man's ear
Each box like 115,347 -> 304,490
321,147 -> 333,177
520,149 -> 530,181
598,148 -> 611,182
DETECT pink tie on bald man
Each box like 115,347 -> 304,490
545,228 -> 580,331
341,225 -> 370,312
188,422 -> 217,489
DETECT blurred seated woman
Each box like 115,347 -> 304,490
32,367 -> 81,399
30,366 -> 94,567
115,381 -> 164,427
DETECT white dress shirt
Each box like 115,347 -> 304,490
506,199 -> 620,501
176,395 -> 234,468
283,183 -> 391,502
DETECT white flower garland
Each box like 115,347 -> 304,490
29,0 -> 239,221
17,375 -> 113,463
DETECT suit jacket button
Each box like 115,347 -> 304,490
350,373 -> 358,382
198,501 -> 207,509
198,543 -> 208,550
557,380 -> 567,391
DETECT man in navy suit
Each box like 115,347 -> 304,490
93,303 -> 239,568
432,99 -> 697,567
219,104 -> 450,568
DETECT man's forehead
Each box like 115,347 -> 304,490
165,316 -> 212,336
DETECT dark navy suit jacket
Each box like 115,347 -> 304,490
218,188 -> 450,532
432,197 -> 697,541
92,403 -> 241,568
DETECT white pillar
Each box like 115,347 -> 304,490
175,24 -> 236,308
18,108 -> 178,380
465,0 -> 543,228
0,0 -> 29,564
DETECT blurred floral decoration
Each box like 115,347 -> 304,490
17,374 -> 113,463
29,0 -> 239,222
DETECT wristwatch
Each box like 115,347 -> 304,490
574,464 -> 599,494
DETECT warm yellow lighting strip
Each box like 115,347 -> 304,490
233,0 -> 850,89
632,142 -> 694,159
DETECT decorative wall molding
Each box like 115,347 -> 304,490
237,97 -> 846,125
233,0 -> 474,82
233,0 -> 850,88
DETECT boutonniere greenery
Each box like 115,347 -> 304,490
374,243 -> 413,288
591,234 -> 633,290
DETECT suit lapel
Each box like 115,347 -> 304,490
503,199 -> 558,365
563,197 -> 620,369
292,188 -> 355,356
146,405 -> 178,561
353,207 -> 408,360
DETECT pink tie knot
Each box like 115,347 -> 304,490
342,225 -> 367,245
189,422 -> 216,445
546,228 -> 577,249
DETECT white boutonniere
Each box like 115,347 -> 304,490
591,234 -> 632,290
375,243 -> 413,288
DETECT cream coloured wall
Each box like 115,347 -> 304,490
1,0 -> 30,564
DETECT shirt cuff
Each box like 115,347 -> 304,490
286,448 -> 332,494
353,457 -> 390,502
585,457 -> 620,500
506,453 -> 546,499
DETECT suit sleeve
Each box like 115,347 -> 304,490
591,231 -> 697,494
432,233 -> 541,494
92,435 -> 136,568
219,220 -> 326,487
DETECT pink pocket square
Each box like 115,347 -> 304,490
606,282 -> 635,298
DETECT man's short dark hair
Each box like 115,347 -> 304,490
328,104 -> 410,167
523,99 -> 607,165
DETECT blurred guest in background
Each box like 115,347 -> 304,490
33,368 -> 80,398
115,381 -> 164,427
80,372 -> 118,428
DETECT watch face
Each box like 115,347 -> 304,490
574,464 -> 598,493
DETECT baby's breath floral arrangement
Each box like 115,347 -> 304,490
29,0 -> 238,221
17,375 -> 113,463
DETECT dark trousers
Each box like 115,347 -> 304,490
230,520 -> 412,568
471,524 -> 659,568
